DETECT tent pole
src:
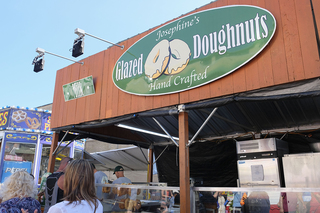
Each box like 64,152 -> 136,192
148,147 -> 154,183
48,132 -> 59,173
179,111 -> 190,213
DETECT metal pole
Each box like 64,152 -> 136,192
152,117 -> 179,147
187,107 -> 218,147
153,145 -> 168,164
45,51 -> 84,65
137,144 -> 149,164
85,32 -> 124,49
52,130 -> 69,155
55,140 -> 73,156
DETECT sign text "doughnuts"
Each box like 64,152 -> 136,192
112,5 -> 276,96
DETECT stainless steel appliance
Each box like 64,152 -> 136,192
282,152 -> 320,187
236,138 -> 289,187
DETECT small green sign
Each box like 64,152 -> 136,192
113,5 -> 276,96
63,76 -> 95,101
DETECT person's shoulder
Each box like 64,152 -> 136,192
22,198 -> 41,210
50,201 -> 68,208
48,172 -> 64,178
124,177 -> 132,183
97,199 -> 103,211
0,197 -> 18,206
21,197 -> 40,203
112,179 -> 119,184
47,202 -> 68,213
5,197 -> 20,202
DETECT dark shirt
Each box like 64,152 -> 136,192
0,197 -> 41,213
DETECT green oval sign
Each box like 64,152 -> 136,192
113,5 -> 276,96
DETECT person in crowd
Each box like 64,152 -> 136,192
214,191 -> 228,213
47,159 -> 103,213
44,157 -> 72,213
173,191 -> 180,205
110,166 -> 132,212
37,172 -> 52,204
112,165 -> 131,184
232,191 -> 245,213
92,163 -> 109,199
169,190 -> 180,209
0,170 -> 41,213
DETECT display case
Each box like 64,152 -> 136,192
95,182 -> 179,212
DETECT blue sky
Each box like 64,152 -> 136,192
0,1 -> 213,109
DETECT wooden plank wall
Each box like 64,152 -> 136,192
51,0 -> 320,129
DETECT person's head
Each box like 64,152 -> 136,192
58,157 -> 72,172
63,159 -> 98,210
0,170 -> 36,202
113,166 -> 124,178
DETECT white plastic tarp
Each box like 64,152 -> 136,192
88,146 -> 150,172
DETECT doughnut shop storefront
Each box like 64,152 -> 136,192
48,0 -> 320,212
0,107 -> 84,185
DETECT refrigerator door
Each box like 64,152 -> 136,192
282,153 -> 320,187
238,158 -> 281,187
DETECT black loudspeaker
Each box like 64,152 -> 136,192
34,59 -> 45,73
72,39 -> 84,57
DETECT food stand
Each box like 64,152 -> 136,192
47,0 -> 320,212
0,106 -> 84,185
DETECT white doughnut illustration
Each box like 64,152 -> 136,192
165,39 -> 191,75
144,39 -> 170,79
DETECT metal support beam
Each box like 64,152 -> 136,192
96,153 -> 134,171
137,144 -> 149,164
187,107 -> 218,147
52,130 -> 69,155
148,148 -> 154,183
153,145 -> 168,165
55,140 -> 73,156
152,117 -> 179,147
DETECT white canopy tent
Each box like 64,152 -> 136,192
84,146 -> 158,182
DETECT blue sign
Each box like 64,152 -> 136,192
0,109 -> 10,129
1,161 -> 32,182
40,135 -> 52,144
4,132 -> 38,143
41,112 -> 51,131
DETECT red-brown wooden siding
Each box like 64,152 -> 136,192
51,0 -> 320,129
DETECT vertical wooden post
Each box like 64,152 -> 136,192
179,111 -> 190,213
47,132 -> 59,173
147,147 -> 154,183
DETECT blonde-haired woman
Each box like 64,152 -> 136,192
48,159 -> 103,213
0,170 -> 41,213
